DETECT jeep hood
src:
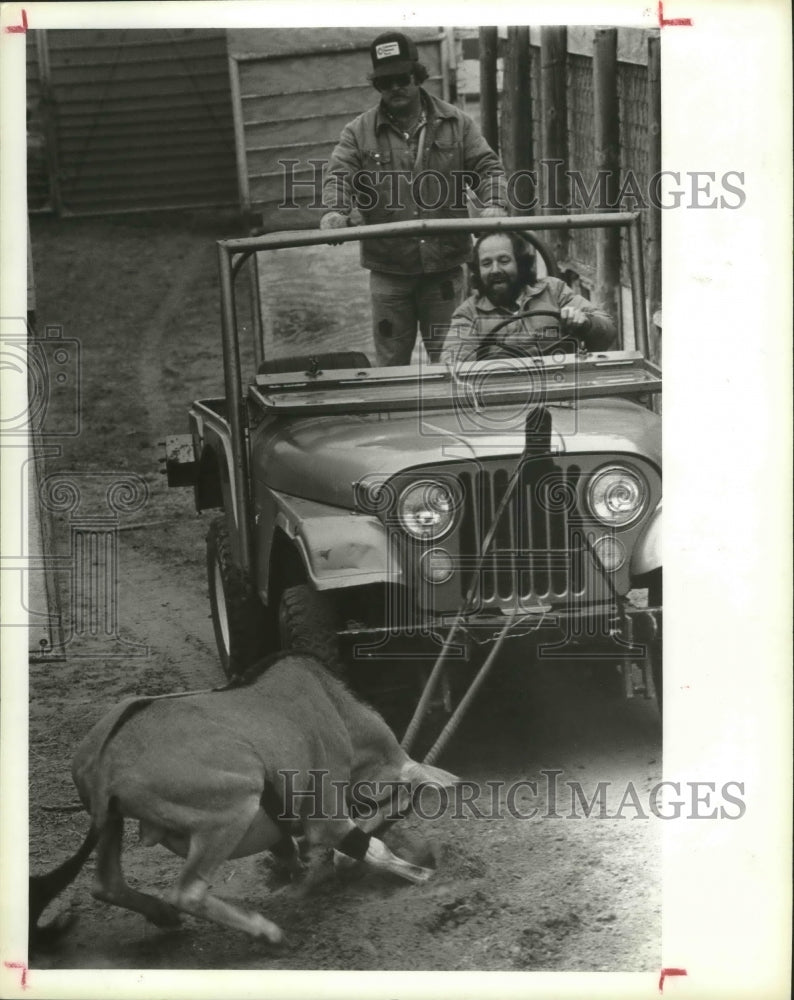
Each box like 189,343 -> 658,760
252,397 -> 660,509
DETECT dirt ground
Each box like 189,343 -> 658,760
26,211 -> 661,974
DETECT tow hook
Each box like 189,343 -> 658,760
634,609 -> 659,644
620,608 -> 660,699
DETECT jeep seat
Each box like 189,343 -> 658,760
258,352 -> 371,375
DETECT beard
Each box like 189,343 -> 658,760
484,273 -> 522,307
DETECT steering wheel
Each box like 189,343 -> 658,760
476,308 -> 580,359
483,307 -> 561,337
521,233 -> 561,280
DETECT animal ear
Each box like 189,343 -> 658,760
401,759 -> 459,789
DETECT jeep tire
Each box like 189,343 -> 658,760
207,516 -> 273,678
278,584 -> 345,677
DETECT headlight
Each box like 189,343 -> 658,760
586,464 -> 648,527
397,479 -> 459,541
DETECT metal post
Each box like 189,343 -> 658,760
440,27 -> 454,103
422,619 -> 512,764
593,29 -> 621,325
478,27 -> 499,153
540,27 -> 569,258
228,55 -> 251,213
628,215 -> 649,358
647,35 -> 662,366
505,26 -> 533,213
499,33 -> 513,171
249,252 -> 265,369
218,245 -> 252,574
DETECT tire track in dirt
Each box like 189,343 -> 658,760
120,238 -> 225,693
135,240 -> 210,432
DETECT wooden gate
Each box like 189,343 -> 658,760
227,28 -> 448,230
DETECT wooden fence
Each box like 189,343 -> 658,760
226,28 -> 447,231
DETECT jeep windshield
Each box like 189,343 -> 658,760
218,213 -> 658,415
249,353 -> 661,415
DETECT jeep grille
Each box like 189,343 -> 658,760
458,456 -> 608,610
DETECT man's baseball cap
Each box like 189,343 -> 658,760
370,31 -> 419,78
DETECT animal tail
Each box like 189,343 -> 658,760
29,825 -> 98,948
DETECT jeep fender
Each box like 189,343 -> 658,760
190,404 -> 237,517
268,490 -> 403,593
630,500 -> 662,578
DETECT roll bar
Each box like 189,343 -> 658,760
220,210 -> 641,253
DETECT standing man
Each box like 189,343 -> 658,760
321,31 -> 507,366
449,232 -> 617,360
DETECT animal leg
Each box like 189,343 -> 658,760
360,836 -> 433,884
304,816 -> 434,885
92,812 -> 181,927
165,808 -> 283,943
333,837 -> 433,884
270,836 -> 307,879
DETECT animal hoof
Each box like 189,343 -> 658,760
30,906 -> 77,951
279,856 -> 307,880
332,849 -> 359,870
332,850 -> 365,883
383,828 -> 439,869
252,915 -> 283,944
44,905 -> 76,933
402,864 -> 433,885
150,904 -> 183,928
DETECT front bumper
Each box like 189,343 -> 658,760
339,600 -> 662,667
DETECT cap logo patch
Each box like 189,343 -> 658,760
375,41 -> 401,60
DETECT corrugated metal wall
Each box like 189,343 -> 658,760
26,28 -> 238,215
227,29 -> 446,230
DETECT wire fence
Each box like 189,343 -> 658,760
618,61 -> 651,281
461,32 -> 657,290
565,52 -> 597,271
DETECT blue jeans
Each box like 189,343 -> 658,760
369,267 -> 464,366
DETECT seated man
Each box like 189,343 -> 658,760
447,232 -> 617,361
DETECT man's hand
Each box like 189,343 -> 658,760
320,212 -> 349,230
479,206 -> 508,218
560,306 -> 592,333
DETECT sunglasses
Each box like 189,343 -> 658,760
374,73 -> 413,92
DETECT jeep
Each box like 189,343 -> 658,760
165,214 -> 662,729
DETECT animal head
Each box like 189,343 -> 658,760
352,755 -> 459,834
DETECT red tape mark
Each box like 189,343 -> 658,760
3,8 -> 28,32
3,961 -> 29,989
658,1 -> 692,26
659,967 -> 688,992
